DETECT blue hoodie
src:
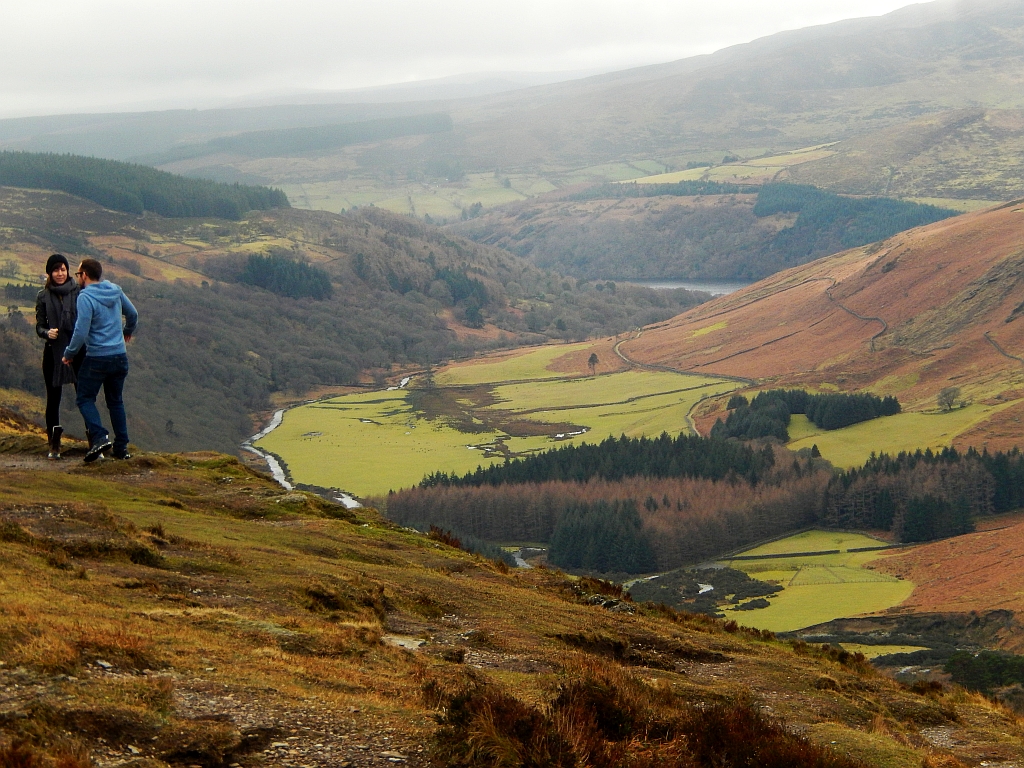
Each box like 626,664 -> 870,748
64,280 -> 139,358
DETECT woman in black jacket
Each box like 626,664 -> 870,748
35,253 -> 85,458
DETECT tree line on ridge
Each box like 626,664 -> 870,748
0,151 -> 289,219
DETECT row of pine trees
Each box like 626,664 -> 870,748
385,436 -> 1024,574
0,151 -> 288,219
713,389 -> 901,441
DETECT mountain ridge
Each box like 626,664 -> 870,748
5,0 -> 1024,199
621,199 -> 1024,452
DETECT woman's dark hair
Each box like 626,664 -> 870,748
44,253 -> 70,289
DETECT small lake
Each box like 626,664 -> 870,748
626,280 -> 752,295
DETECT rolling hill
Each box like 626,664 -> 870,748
439,0 -> 1024,168
872,514 -> 1024,635
2,421 -> 1024,767
784,109 -> 1024,202
0,185 -> 703,453
156,0 -> 1024,216
617,199 -> 1024,454
3,0 -> 1024,221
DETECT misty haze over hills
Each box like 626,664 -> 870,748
2,0 -> 1022,171
215,69 -> 613,109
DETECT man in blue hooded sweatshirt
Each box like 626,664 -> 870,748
62,258 -> 139,462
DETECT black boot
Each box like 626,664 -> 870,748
49,425 -> 63,459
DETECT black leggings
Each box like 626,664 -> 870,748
42,347 -> 84,431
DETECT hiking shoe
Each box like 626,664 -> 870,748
112,451 -> 132,460
84,440 -> 113,463
47,451 -> 63,460
50,425 -> 63,457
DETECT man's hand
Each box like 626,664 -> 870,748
61,356 -> 72,366
124,334 -> 133,343
47,328 -> 59,340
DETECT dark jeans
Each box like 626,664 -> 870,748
76,353 -> 130,453
42,346 -> 84,431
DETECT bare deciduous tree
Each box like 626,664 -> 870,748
938,386 -> 961,412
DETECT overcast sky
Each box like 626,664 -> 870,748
2,0 -> 922,119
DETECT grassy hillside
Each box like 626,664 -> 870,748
2,435 -> 1024,766
0,151 -> 289,219
873,515 -> 1024,625
785,110 -> 1024,202
144,113 -> 455,166
618,199 -> 1024,459
0,186 -> 704,453
0,102 -> 435,160
449,185 -> 957,282
170,0 -> 1024,213
434,0 -> 1024,172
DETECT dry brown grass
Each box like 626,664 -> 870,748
430,658 -> 871,767
1,451 -> 1022,767
872,519 -> 1024,627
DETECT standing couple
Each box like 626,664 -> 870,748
35,254 -> 138,462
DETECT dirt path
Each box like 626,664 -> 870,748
0,453 -> 74,472
612,334 -> 750,435
985,331 -> 1024,367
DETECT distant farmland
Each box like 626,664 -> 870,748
257,344 -> 740,496
720,531 -> 914,633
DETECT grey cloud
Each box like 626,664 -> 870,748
1,0 -> 917,117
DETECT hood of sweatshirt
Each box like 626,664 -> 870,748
84,281 -> 125,307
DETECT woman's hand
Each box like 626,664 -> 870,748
47,328 -> 59,340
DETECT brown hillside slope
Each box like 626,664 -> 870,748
870,518 -> 1024,652
621,201 -> 1024,450
6,449 -> 1024,766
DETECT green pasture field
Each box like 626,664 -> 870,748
629,168 -> 707,184
735,530 -> 887,557
720,530 -> 914,633
281,162 -> 681,217
787,402 -> 1019,468
627,160 -> 668,175
630,144 -> 838,186
434,344 -> 592,386
258,348 -> 740,497
906,197 -> 1001,212
256,390 -> 502,497
560,162 -> 663,183
488,370 -> 719,411
281,173 -> 531,217
839,644 -> 930,659
494,372 -> 737,430
723,581 -> 914,634
501,377 -> 738,446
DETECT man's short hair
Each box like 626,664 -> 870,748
79,258 -> 103,281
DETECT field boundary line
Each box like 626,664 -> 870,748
613,333 -> 754,384
984,331 -> 1024,367
499,381 -> 728,416
824,279 -> 888,350
612,333 -> 749,436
